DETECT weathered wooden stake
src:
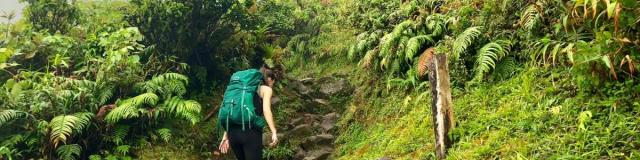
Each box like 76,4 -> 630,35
426,52 -> 455,160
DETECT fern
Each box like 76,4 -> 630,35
359,49 -> 377,69
156,128 -> 171,142
162,97 -> 201,124
112,125 -> 129,145
405,35 -> 434,61
49,113 -> 94,147
136,73 -> 188,97
416,47 -> 435,79
494,57 -> 518,80
105,102 -> 140,124
130,92 -> 160,106
473,40 -> 512,82
520,4 -> 542,33
115,145 -> 131,155
452,26 -> 483,61
0,110 -> 31,126
89,155 -> 102,160
380,20 -> 415,57
56,144 -> 81,160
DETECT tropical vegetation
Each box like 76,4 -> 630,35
1,0 -> 639,159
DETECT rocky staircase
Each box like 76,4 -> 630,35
268,74 -> 352,160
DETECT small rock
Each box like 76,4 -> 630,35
271,96 -> 281,105
313,99 -> 330,105
290,117 -> 304,126
307,99 -> 330,108
300,78 -> 316,85
377,157 -> 392,160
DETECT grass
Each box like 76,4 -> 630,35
334,66 -> 640,159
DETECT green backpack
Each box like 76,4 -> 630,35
218,69 -> 266,131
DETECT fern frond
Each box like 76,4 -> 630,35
49,113 -> 94,147
115,145 -> 131,155
2,135 -> 24,147
156,128 -> 171,142
405,35 -> 435,62
162,97 -> 201,125
0,110 -> 30,126
473,40 -> 512,82
105,102 -> 140,124
137,73 -> 189,97
380,20 -> 415,57
452,26 -> 483,61
494,57 -> 518,79
347,45 -> 357,60
416,48 -> 435,79
57,144 -> 81,160
111,125 -> 129,145
520,5 -> 542,32
359,49 -> 377,69
129,92 -> 159,106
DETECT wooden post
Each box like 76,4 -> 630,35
426,53 -> 454,160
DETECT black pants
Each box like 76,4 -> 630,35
228,127 -> 263,160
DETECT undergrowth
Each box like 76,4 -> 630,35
335,66 -> 640,159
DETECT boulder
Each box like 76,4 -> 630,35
320,113 -> 339,132
315,134 -> 335,146
301,134 -> 335,150
294,148 -> 307,160
303,113 -> 321,123
318,77 -> 351,96
291,80 -> 312,96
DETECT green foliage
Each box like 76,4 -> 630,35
405,35 -> 434,61
452,26 -> 483,61
56,144 -> 81,160
473,40 -> 512,82
21,0 -> 81,34
0,110 -> 31,126
49,113 -> 94,147
156,128 -> 171,143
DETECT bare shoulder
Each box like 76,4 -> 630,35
260,86 -> 273,94
258,86 -> 273,97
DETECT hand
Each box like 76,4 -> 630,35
269,133 -> 278,147
218,139 -> 229,154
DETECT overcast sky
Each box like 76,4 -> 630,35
0,0 -> 25,23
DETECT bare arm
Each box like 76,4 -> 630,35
261,86 -> 278,146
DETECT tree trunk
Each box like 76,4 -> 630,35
426,53 -> 455,160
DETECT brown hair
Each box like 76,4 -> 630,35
260,64 -> 282,85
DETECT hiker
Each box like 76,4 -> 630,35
218,65 -> 279,160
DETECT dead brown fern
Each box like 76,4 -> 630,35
416,47 -> 435,79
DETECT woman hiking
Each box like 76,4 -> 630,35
218,65 -> 280,160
